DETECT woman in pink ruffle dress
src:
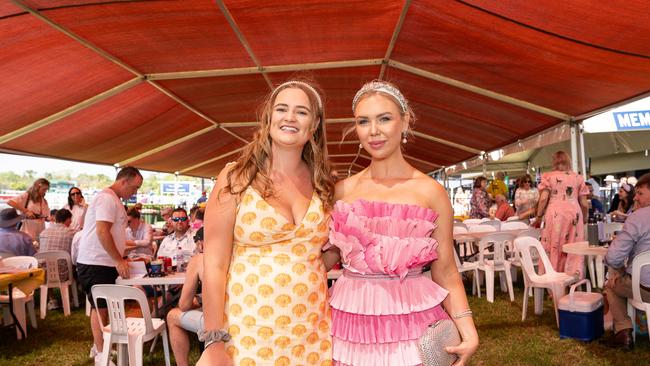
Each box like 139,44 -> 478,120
323,81 -> 478,366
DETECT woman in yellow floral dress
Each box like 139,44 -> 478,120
198,78 -> 335,366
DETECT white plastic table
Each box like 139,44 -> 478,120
563,241 -> 609,288
453,228 -> 529,242
116,272 -> 186,316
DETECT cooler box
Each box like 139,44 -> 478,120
558,279 -> 604,341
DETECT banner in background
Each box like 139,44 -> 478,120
613,110 -> 650,131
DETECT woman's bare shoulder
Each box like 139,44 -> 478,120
410,171 -> 450,210
333,172 -> 362,201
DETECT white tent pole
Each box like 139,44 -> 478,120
578,123 -> 587,179
482,154 -> 487,177
570,122 -> 579,172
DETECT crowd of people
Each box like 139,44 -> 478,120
2,76 -> 648,364
0,170 -> 208,364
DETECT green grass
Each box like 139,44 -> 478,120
1,281 -> 648,365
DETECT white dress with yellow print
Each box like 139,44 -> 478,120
224,186 -> 332,366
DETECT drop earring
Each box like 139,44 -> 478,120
359,143 -> 363,149
402,131 -> 408,144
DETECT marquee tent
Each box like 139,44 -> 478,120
1,0 -> 649,178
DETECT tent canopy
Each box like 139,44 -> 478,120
2,0 -> 649,178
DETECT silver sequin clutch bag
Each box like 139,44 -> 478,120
418,319 -> 461,366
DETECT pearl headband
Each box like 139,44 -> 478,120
352,81 -> 408,113
271,81 -> 323,112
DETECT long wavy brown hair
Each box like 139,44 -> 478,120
223,78 -> 335,210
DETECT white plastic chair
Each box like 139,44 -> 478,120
453,222 -> 468,231
477,233 -> 515,303
506,215 -> 520,221
0,256 -> 38,339
462,218 -> 483,226
468,224 -> 497,233
515,237 -> 579,326
517,228 -> 541,240
501,221 -> 529,230
92,284 -> 170,366
453,225 -> 474,258
480,220 -> 501,230
35,250 -> 79,319
512,228 -> 542,289
453,225 -> 468,234
627,250 -> 650,343
454,249 -> 481,297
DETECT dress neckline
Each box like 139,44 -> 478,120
335,198 -> 436,215
248,186 -> 317,227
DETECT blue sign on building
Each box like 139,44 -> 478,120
161,182 -> 191,194
613,110 -> 650,131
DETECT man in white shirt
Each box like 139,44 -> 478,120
75,166 -> 143,364
125,208 -> 154,256
157,208 -> 195,265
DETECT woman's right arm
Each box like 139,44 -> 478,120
197,166 -> 239,366
532,189 -> 550,228
322,247 -> 340,271
8,193 -> 34,218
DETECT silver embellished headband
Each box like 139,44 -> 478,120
352,81 -> 408,113
271,81 -> 323,112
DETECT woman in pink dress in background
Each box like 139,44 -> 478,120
533,151 -> 589,277
324,81 -> 478,366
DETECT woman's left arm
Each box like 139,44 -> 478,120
429,183 -> 478,366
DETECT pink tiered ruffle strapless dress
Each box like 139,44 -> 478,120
327,200 -> 450,366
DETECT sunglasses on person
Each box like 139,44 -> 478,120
70,192 -> 82,196
523,180 -> 532,184
171,217 -> 189,222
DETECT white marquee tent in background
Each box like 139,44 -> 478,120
445,96 -> 650,181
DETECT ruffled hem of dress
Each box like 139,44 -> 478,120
329,274 -> 449,315
331,305 -> 449,343
332,337 -> 423,366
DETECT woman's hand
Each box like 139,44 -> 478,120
447,335 -> 479,366
197,342 -> 231,366
24,209 -> 36,219
531,217 -> 542,228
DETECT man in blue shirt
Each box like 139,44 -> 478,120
604,172 -> 650,349
0,208 -> 36,257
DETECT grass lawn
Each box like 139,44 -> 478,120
1,281 -> 648,365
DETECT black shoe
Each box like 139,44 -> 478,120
604,329 -> 634,350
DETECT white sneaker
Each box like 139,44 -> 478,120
94,352 -> 116,366
89,344 -> 98,359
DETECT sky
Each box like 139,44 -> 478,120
0,153 -> 159,178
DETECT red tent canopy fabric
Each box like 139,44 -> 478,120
1,0 -> 649,178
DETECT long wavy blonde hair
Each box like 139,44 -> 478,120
223,78 -> 335,210
27,178 -> 50,202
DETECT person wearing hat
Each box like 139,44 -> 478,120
0,208 -> 36,257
